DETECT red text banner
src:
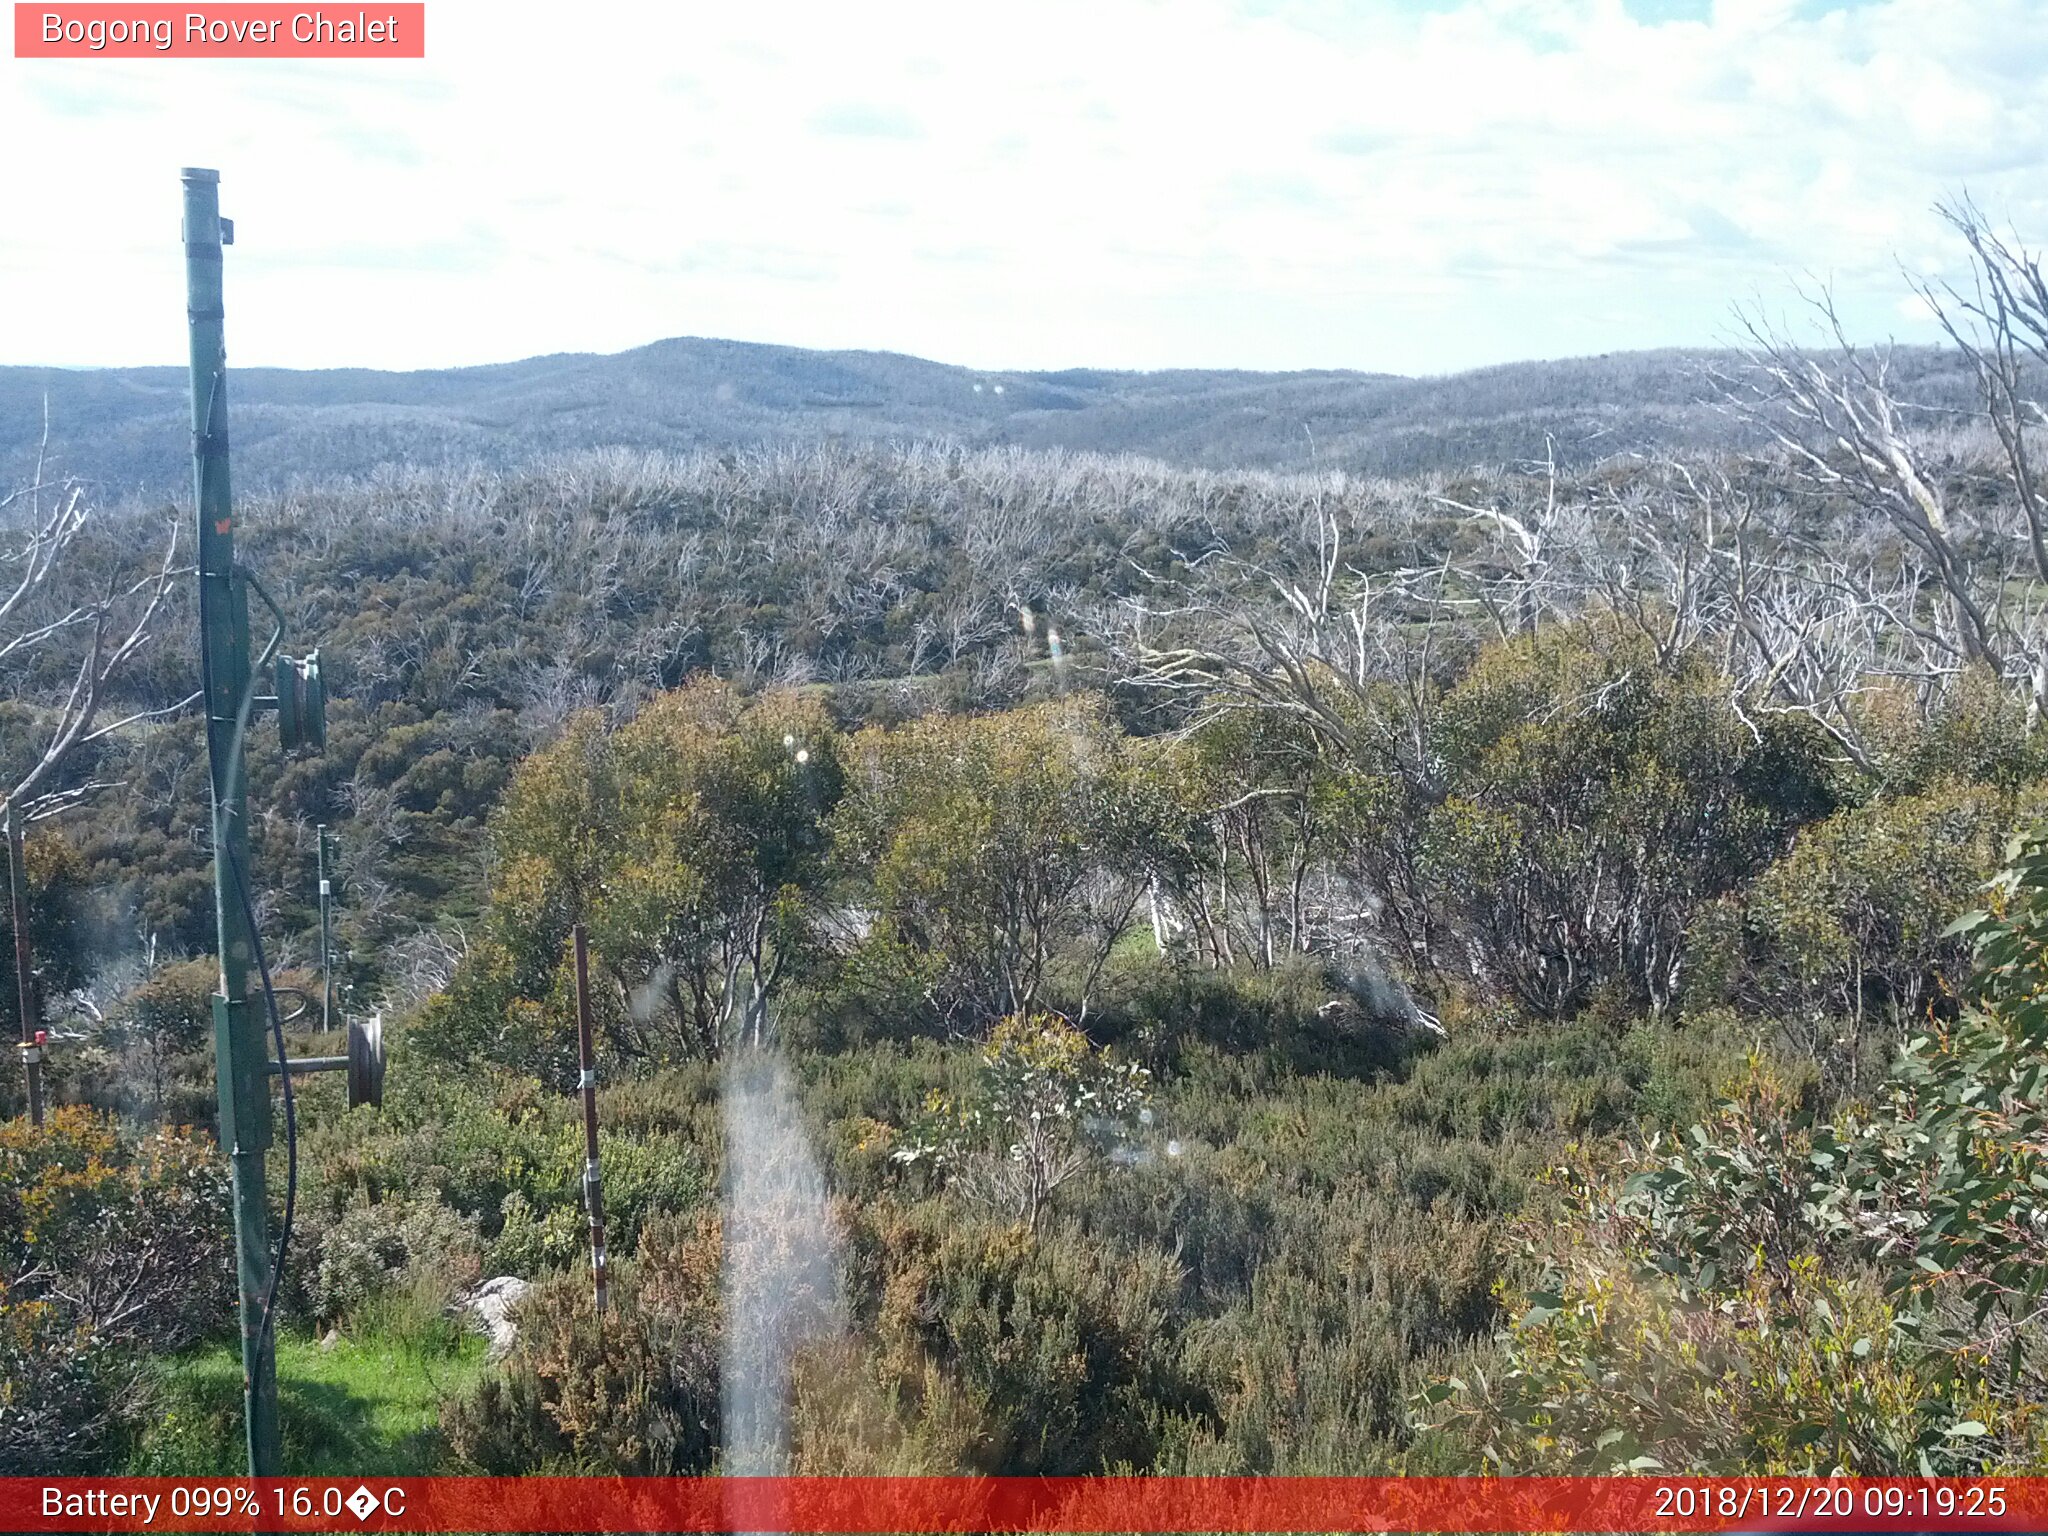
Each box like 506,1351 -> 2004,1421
14,4 -> 424,57
3,1476 -> 2047,1533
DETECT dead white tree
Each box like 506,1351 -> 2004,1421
3,424 -> 194,1120
1119,499 -> 1458,977
1720,271 -> 2046,727
2,477 -> 192,820
1914,196 -> 2048,713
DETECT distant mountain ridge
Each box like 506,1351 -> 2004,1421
0,334 -> 1977,496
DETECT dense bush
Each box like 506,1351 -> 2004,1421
1420,1190 -> 2003,1474
838,696 -> 1148,1028
0,1109 -> 233,1471
55,957 -> 221,1129
1853,833 -> 2048,1399
310,1199 -> 481,1328
1689,781 -> 2043,1083
423,682 -> 843,1078
0,1282 -> 116,1473
1856,666 -> 2048,796
443,1213 -> 721,1473
292,1064 -> 713,1291
857,1206 -> 1203,1474
1426,830 -> 2048,1475
1421,619 -> 1834,1017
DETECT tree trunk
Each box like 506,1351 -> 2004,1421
6,806 -> 45,1127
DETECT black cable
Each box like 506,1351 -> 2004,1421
227,840 -> 297,1365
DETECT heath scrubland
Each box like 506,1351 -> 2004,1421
4,203 -> 2048,1476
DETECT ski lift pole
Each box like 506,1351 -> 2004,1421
572,924 -> 608,1314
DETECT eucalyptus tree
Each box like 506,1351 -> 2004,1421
430,680 -> 843,1076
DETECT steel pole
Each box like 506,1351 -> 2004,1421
183,166 -> 281,1478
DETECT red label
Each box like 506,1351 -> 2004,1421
14,3 -> 424,56
0,1477 -> 2044,1533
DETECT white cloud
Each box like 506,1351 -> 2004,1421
1,0 -> 2045,373
1896,292 -> 1942,324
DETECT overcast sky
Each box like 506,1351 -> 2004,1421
4,0 -> 2045,376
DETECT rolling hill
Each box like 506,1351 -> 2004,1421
0,335 -> 1978,497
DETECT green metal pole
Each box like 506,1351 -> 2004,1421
183,166 -> 282,1478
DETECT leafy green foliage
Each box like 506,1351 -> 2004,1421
1419,1211 -> 2005,1474
893,1014 -> 1151,1232
840,697 -> 1144,1027
1851,831 -> 2048,1390
1689,781 -> 2038,1083
1422,618 -> 1834,1017
310,1200 -> 481,1328
1855,665 -> 2048,796
1417,1070 -> 2029,1473
861,1210 -> 1199,1474
426,681 -> 841,1076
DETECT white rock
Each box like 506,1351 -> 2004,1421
464,1275 -> 529,1360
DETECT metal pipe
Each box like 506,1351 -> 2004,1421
265,1055 -> 348,1075
184,164 -> 281,1479
572,924 -> 608,1314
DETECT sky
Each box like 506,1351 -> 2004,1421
4,0 -> 2046,376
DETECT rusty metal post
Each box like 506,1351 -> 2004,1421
572,924 -> 608,1314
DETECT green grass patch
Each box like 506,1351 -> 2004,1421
124,1327 -> 488,1476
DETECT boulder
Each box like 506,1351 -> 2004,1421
463,1275 -> 529,1360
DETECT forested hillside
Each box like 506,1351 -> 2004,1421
1,337 -> 1986,495
5,213 -> 2048,1479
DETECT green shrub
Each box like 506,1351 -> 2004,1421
1691,781 -> 2042,1084
0,1108 -> 233,1470
1856,665 -> 2048,795
0,1288 -> 114,1473
1420,1225 -> 2010,1474
431,682 -> 845,1072
1421,617 -> 1834,1018
892,1014 -> 1150,1233
861,1205 -> 1204,1474
837,696 -> 1143,1029
1849,830 -> 2048,1403
310,1199 -> 481,1327
442,1212 -> 721,1473
1422,831 -> 2048,1478
0,1108 -> 232,1351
